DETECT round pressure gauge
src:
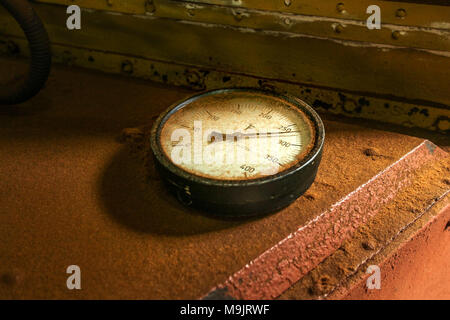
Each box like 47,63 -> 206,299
150,88 -> 324,217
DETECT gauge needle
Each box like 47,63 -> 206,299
208,131 -> 301,143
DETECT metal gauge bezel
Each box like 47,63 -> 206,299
150,88 -> 325,188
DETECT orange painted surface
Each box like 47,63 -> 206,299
0,60 -> 448,299
344,203 -> 450,300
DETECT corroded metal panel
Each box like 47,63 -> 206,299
176,0 -> 450,27
1,4 -> 449,106
1,2 -> 448,132
203,141 -> 448,300
35,0 -> 450,29
154,1 -> 450,51
1,36 -> 449,133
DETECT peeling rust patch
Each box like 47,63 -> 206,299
121,60 -> 134,74
184,69 -> 206,90
313,99 -> 333,111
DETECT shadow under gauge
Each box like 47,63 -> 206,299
99,147 -> 249,236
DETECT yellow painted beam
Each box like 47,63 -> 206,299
35,0 -> 450,29
1,35 -> 449,133
154,0 -> 450,52
3,4 -> 447,105
1,2 -> 448,132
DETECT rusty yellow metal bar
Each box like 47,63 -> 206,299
3,3 -> 448,105
153,1 -> 450,52
31,1 -> 450,53
34,0 -> 450,29
1,2 -> 448,133
171,0 -> 450,28
1,35 -> 448,133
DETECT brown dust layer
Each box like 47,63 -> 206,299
0,58 -> 435,299
279,156 -> 450,300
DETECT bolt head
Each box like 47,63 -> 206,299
146,0 -> 156,13
121,61 -> 133,74
396,8 -> 407,18
392,31 -> 401,39
336,3 -> 346,13
334,24 -> 344,34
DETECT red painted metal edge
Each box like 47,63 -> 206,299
203,140 -> 448,300
330,195 -> 450,300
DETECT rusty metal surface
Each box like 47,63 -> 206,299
203,141 -> 448,300
172,0 -> 450,27
2,36 -> 449,134
337,196 -> 450,300
280,167 -> 450,300
7,3 -> 445,106
0,59 -> 442,299
34,0 -> 450,29
1,2 -> 449,132
153,1 -> 450,51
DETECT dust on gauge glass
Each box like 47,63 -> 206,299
159,91 -> 316,181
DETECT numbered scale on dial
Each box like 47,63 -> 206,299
150,88 -> 324,217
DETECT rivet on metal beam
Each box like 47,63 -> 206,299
336,3 -> 346,14
334,24 -> 344,34
121,60 -> 134,74
186,4 -> 196,17
396,8 -> 407,18
232,9 -> 248,22
392,31 -> 401,40
185,70 -> 205,90
145,0 -> 156,13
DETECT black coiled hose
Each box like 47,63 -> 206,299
0,0 -> 51,105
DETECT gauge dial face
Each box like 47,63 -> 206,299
158,91 -> 315,181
